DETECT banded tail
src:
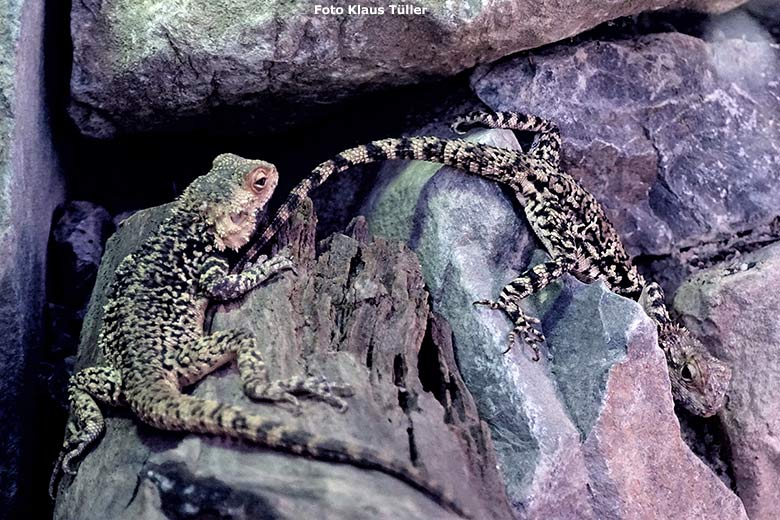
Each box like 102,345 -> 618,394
238,131 -> 534,269
451,110 -> 561,164
131,380 -> 469,518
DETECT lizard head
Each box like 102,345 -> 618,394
639,281 -> 731,417
658,322 -> 732,417
185,153 -> 279,251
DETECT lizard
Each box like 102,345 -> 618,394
237,111 -> 731,417
49,153 -> 468,518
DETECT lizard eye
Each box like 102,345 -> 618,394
680,363 -> 697,383
249,172 -> 269,194
247,165 -> 274,194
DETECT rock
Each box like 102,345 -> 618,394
471,32 -> 780,261
112,210 -> 137,229
69,0 -> 747,139
49,201 -> 113,309
674,241 -> 780,519
54,201 -> 512,519
0,0 -> 65,513
745,0 -> 780,40
359,128 -> 747,517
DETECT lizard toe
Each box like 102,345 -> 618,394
473,299 -> 500,310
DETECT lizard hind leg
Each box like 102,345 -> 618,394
474,257 -> 574,360
235,333 -> 354,414
50,366 -> 123,498
175,329 -> 353,415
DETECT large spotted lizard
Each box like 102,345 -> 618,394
50,154 -> 467,517
239,111 -> 731,417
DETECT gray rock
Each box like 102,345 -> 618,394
471,32 -> 780,259
54,201 -> 512,519
112,210 -> 137,229
49,201 -> 113,308
745,0 -> 780,40
70,0 -> 746,138
360,129 -> 747,517
675,241 -> 780,519
0,0 -> 65,513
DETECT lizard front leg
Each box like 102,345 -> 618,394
475,257 -> 574,360
50,366 -> 123,497
196,256 -> 353,411
199,254 -> 295,301
175,330 -> 353,415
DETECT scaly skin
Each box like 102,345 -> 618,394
50,153 -> 467,518
240,112 -> 731,417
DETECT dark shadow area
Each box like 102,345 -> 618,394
63,75 -> 478,216
676,404 -> 738,492
25,0 -> 75,517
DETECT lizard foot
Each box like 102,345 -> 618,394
244,375 -> 354,415
474,298 -> 545,360
508,322 -> 545,360
473,298 -> 499,309
249,254 -> 297,278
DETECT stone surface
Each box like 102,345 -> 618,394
0,0 -> 65,513
54,201 -> 511,519
746,0 -> 780,40
69,0 -> 746,138
675,241 -> 780,520
359,128 -> 747,518
471,32 -> 780,261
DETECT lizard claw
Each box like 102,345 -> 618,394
253,255 -> 295,276
245,375 -> 354,413
507,324 -> 545,361
62,460 -> 79,476
284,397 -> 303,416
305,376 -> 353,411
473,296 -> 545,360
473,299 -> 500,310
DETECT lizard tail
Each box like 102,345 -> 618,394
451,110 -> 558,135
130,380 -> 470,518
238,134 -> 528,268
451,110 -> 561,161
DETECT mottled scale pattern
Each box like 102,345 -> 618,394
51,153 -> 466,518
241,111 -> 730,418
